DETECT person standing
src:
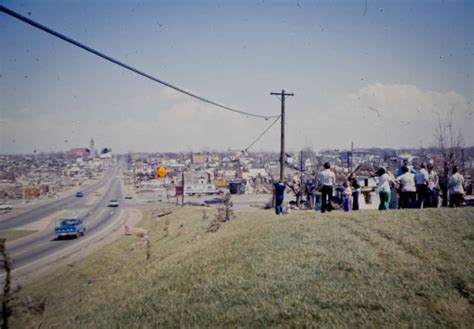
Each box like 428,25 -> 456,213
427,164 -> 439,207
305,174 -> 317,209
342,180 -> 352,212
319,162 -> 336,213
388,170 -> 398,209
415,163 -> 429,208
448,166 -> 465,207
396,166 -> 417,208
350,176 -> 361,211
274,180 -> 286,215
375,168 -> 392,210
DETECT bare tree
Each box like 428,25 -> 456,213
434,109 -> 464,206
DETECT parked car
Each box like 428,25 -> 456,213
108,199 -> 120,207
76,191 -> 84,197
204,197 -> 224,205
55,217 -> 85,239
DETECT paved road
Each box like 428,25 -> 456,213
1,166 -> 125,279
0,167 -> 117,231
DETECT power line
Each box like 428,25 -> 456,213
244,115 -> 281,152
0,5 -> 278,120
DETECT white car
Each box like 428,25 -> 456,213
108,199 -> 119,207
0,204 -> 13,211
124,194 -> 133,199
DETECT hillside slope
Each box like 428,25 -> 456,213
11,207 -> 474,328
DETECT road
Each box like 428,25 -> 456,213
0,167 -> 117,231
1,166 -> 126,280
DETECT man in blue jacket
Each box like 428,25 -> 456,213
274,180 -> 286,215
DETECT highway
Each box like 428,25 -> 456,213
0,166 -> 125,279
0,167 -> 117,231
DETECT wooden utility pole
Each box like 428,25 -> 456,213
181,170 -> 185,207
350,141 -> 354,172
270,89 -> 294,181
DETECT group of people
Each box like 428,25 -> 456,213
274,160 -> 467,215
373,161 -> 466,210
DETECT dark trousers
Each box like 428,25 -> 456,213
352,191 -> 359,210
400,191 -> 417,208
449,194 -> 464,208
275,197 -> 284,214
321,185 -> 333,213
416,184 -> 428,208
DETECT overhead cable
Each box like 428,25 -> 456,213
244,115 -> 281,152
0,5 -> 278,120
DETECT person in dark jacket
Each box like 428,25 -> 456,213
274,180 -> 286,215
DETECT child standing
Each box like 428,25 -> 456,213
343,181 -> 352,212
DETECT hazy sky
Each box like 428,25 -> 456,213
1,0 -> 473,154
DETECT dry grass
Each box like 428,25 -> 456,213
9,207 -> 474,328
0,230 -> 37,243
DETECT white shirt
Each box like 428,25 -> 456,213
319,169 -> 336,187
415,168 -> 429,185
449,173 -> 465,194
428,170 -> 438,189
344,186 -> 352,196
396,172 -> 416,192
376,173 -> 391,193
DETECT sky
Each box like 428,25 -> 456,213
1,0 -> 473,154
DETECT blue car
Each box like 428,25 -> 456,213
76,191 -> 84,197
55,218 -> 85,239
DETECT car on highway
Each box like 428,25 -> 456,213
0,204 -> 13,211
108,199 -> 120,207
124,194 -> 133,199
55,217 -> 85,239
203,197 -> 224,205
76,191 -> 84,197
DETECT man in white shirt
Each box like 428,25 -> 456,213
319,162 -> 336,213
415,163 -> 429,208
396,166 -> 417,208
375,168 -> 392,210
449,166 -> 465,207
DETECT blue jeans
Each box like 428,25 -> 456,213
275,197 -> 284,215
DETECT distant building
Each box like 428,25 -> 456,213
192,152 -> 207,164
65,148 -> 90,158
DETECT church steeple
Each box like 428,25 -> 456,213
89,138 -> 95,159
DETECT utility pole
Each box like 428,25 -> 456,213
181,169 -> 185,207
350,141 -> 354,172
270,89 -> 294,181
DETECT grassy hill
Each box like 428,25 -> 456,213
11,207 -> 474,328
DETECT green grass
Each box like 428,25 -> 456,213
0,230 -> 37,243
10,207 -> 474,328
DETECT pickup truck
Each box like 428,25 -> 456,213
55,218 -> 86,239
